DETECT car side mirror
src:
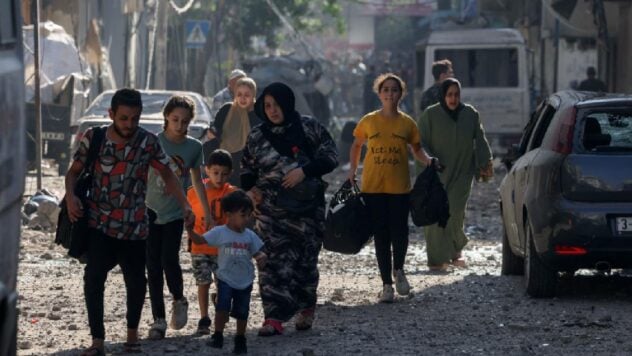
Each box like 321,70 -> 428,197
502,144 -> 520,171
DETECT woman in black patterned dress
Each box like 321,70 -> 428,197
241,82 -> 338,336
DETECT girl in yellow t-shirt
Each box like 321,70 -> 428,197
348,73 -> 438,303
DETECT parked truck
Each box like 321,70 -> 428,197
415,28 -> 531,154
0,0 -> 25,354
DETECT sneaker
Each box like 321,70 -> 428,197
208,331 -> 223,348
394,269 -> 410,295
197,316 -> 211,335
148,318 -> 167,340
169,297 -> 189,330
233,335 -> 247,354
378,284 -> 394,303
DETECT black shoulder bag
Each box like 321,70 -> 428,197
55,126 -> 105,261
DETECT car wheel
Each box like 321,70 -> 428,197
524,223 -> 557,298
501,225 -> 524,275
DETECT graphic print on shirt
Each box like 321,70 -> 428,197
368,131 -> 408,167
221,241 -> 252,257
209,197 -> 224,222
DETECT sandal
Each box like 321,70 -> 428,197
295,308 -> 315,331
80,346 -> 105,356
257,319 -> 283,336
123,342 -> 142,354
451,258 -> 466,268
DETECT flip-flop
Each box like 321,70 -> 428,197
295,308 -> 315,331
123,342 -> 142,354
80,346 -> 105,356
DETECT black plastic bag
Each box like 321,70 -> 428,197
323,181 -> 372,254
410,166 -> 450,228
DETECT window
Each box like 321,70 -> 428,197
527,105 -> 556,151
435,48 -> 519,88
0,0 -> 17,47
580,111 -> 632,152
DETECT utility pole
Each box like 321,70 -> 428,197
128,11 -> 138,88
154,0 -> 168,89
32,0 -> 42,190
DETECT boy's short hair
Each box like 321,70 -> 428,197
111,88 -> 142,113
221,190 -> 253,214
205,149 -> 232,169
432,59 -> 453,81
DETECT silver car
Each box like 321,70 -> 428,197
499,91 -> 632,297
83,89 -> 213,126
70,118 -> 206,154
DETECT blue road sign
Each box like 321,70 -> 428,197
185,20 -> 211,49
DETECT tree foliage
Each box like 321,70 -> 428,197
185,0 -> 344,53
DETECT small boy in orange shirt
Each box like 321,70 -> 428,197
187,149 -> 237,334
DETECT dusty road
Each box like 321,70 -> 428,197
16,164 -> 632,355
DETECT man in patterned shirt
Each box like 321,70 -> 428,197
64,88 -> 194,356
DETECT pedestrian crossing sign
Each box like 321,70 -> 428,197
185,20 -> 211,49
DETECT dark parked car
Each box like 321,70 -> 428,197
499,91 -> 632,297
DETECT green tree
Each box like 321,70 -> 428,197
175,0 -> 344,93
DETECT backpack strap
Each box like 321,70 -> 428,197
83,126 -> 105,174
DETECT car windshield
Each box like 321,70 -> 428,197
581,111 -> 632,152
84,92 -> 208,118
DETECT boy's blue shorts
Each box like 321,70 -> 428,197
216,279 -> 252,320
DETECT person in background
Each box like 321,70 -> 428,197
65,88 -> 193,356
211,69 -> 247,118
348,73 -> 437,303
186,190 -> 267,355
417,78 -> 493,271
578,66 -> 607,92
241,82 -> 338,336
186,149 -> 238,335
213,77 -> 262,186
419,59 -> 454,113
145,95 -> 212,340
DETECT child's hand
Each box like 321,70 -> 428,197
254,253 -> 267,269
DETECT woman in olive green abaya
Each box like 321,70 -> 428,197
417,78 -> 493,270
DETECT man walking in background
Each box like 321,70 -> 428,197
578,66 -> 607,92
210,69 -> 247,118
419,59 -> 454,113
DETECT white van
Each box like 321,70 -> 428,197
415,28 -> 530,154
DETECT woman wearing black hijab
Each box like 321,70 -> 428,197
417,78 -> 493,271
241,82 -> 338,336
